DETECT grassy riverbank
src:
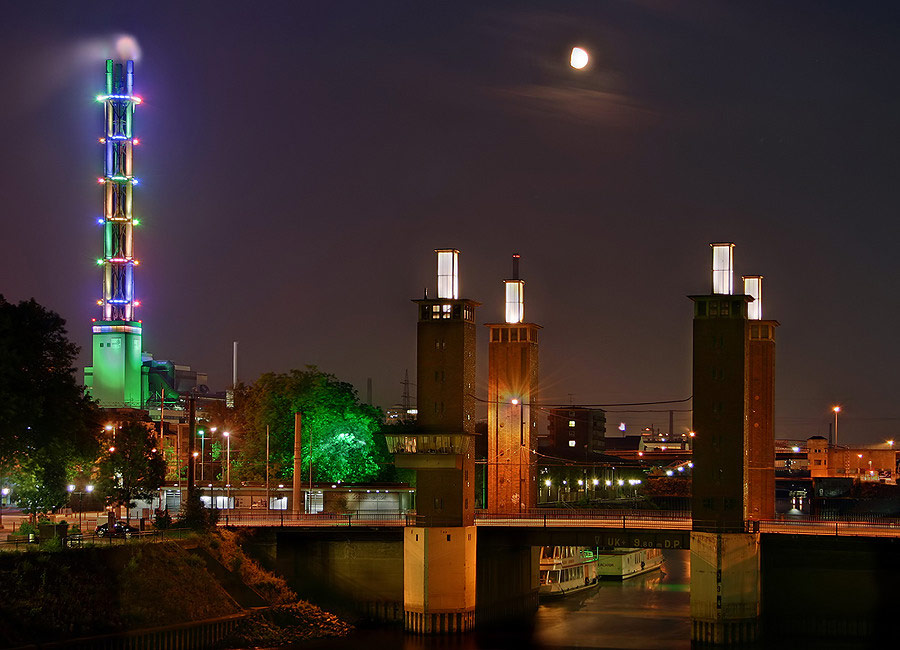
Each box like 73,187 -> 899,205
0,530 -> 352,649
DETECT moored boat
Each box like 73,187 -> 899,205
539,546 -> 600,598
595,547 -> 663,579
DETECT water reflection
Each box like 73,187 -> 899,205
533,549 -> 691,650
280,551 -> 691,650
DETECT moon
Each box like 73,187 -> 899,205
570,47 -> 589,69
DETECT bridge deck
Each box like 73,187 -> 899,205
217,510 -> 900,541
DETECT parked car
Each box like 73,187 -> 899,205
95,522 -> 140,538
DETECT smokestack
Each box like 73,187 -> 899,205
366,377 -> 373,405
512,253 -> 520,280
232,341 -> 238,387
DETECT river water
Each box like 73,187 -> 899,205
276,550 -> 692,650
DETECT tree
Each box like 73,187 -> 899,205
96,418 -> 166,522
0,296 -> 101,516
203,367 -> 391,484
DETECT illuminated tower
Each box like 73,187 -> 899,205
744,276 -> 777,520
385,249 -> 479,633
690,243 -> 751,530
84,60 -> 143,408
486,254 -> 540,512
689,243 -> 761,644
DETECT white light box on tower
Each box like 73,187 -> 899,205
505,280 -> 524,324
743,275 -> 763,320
436,249 -> 459,299
711,242 -> 735,295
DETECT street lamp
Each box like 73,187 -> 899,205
223,431 -> 231,508
0,487 -> 9,529
832,406 -> 841,446
67,484 -> 94,531
198,429 -> 205,481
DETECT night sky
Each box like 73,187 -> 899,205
2,1 -> 899,444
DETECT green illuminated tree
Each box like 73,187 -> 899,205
0,296 -> 102,516
204,368 -> 391,484
96,418 -> 167,522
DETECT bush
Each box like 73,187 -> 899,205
17,521 -> 38,537
153,509 -> 172,530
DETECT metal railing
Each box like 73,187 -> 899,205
218,509 -> 411,527
0,528 -> 191,552
475,508 -> 692,530
213,508 -> 900,539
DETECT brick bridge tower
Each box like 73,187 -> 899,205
689,243 -> 775,645
486,254 -> 540,512
744,276 -> 777,521
385,249 -> 479,634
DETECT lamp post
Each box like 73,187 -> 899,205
67,484 -> 94,531
223,431 -> 231,508
0,487 -> 9,529
833,406 -> 841,446
198,429 -> 205,481
511,398 -> 525,512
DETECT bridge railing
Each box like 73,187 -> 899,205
757,516 -> 900,538
212,509 -> 900,539
218,510 -> 410,527
474,509 -> 692,529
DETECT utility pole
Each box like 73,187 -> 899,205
187,392 -> 196,503
292,412 -> 302,516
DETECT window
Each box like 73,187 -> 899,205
568,420 -> 576,427
569,440 -> 576,447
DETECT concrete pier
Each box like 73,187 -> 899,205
690,531 -> 760,644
